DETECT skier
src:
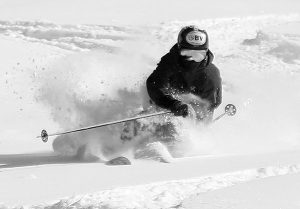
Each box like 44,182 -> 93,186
121,25 -> 222,144
147,25 -> 222,121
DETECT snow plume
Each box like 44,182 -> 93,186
182,70 -> 300,156
35,46 -> 158,160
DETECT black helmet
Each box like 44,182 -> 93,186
177,25 -> 209,50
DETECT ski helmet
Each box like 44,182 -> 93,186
177,25 -> 209,50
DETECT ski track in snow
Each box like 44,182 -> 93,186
15,163 -> 300,209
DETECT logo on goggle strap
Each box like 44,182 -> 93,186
185,31 -> 206,46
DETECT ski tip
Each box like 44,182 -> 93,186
106,156 -> 132,166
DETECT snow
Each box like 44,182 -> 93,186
183,173 -> 300,209
0,1 -> 300,208
1,151 -> 300,208
0,0 -> 299,25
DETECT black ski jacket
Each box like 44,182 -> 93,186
146,44 -> 222,110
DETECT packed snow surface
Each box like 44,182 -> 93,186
0,13 -> 300,208
183,172 -> 300,209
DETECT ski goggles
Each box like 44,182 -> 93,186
180,49 -> 207,62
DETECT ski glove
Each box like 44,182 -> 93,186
171,101 -> 189,117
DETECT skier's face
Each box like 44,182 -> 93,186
180,49 -> 207,62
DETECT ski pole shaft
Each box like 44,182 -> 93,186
37,111 -> 171,142
213,112 -> 226,122
38,104 -> 236,142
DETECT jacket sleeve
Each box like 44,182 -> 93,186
213,82 -> 222,109
210,65 -> 222,109
146,59 -> 179,110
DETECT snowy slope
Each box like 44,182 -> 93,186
0,13 -> 300,209
1,151 -> 300,208
183,172 -> 300,209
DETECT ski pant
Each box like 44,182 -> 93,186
120,103 -> 213,142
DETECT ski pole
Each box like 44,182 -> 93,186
213,104 -> 237,122
37,111 -> 172,143
37,104 -> 236,143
